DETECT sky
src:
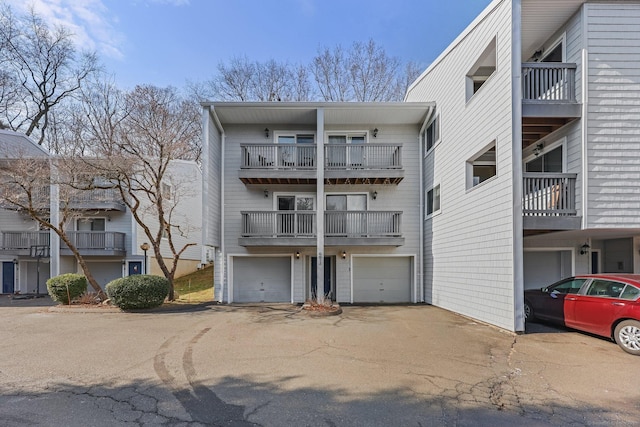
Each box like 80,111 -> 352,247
6,0 -> 494,90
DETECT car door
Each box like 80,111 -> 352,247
566,279 -> 626,337
532,278 -> 588,324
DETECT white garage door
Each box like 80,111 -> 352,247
353,257 -> 412,303
233,257 -> 291,303
86,262 -> 122,289
524,251 -> 571,290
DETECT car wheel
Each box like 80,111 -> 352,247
614,320 -> 640,356
524,301 -> 535,322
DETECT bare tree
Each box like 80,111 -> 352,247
310,45 -> 352,101
348,39 -> 401,101
0,149 -> 109,299
0,3 -> 98,146
88,85 -> 201,300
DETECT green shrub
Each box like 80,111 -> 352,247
106,275 -> 169,310
46,274 -> 87,304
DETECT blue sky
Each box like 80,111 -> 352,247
7,0 -> 493,90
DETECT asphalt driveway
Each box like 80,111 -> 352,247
0,297 -> 638,426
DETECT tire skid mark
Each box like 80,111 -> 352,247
154,328 -> 257,426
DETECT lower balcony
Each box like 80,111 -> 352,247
523,173 -> 581,232
0,231 -> 126,256
239,210 -> 404,246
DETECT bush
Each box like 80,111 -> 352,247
106,275 -> 169,310
46,274 -> 87,304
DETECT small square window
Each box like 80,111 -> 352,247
467,142 -> 496,189
422,114 -> 440,154
426,184 -> 441,217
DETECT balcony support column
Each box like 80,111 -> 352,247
315,108 -> 325,302
49,160 -> 60,278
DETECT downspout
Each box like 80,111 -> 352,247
418,105 -> 435,303
511,0 -> 525,333
316,108 -> 325,302
208,105 -> 226,303
581,5 -> 589,231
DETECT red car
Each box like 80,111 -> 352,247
524,274 -> 640,355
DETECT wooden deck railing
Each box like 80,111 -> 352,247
241,210 -> 403,238
522,62 -> 577,102
523,173 -> 577,216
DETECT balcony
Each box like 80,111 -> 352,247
66,188 -> 126,211
239,143 -> 404,185
239,210 -> 404,246
521,63 -> 581,147
522,173 -> 581,232
0,231 -> 126,256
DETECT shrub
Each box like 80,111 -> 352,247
46,274 -> 87,304
106,275 -> 169,310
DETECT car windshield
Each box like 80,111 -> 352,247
550,278 -> 587,294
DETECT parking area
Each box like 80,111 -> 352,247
0,299 -> 638,426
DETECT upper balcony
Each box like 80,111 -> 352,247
521,63 -> 581,147
0,231 -> 126,256
239,210 -> 404,246
522,173 -> 581,233
239,143 -> 404,185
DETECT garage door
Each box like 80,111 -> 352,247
524,251 -> 571,290
86,262 -> 122,289
233,257 -> 291,303
353,257 -> 412,303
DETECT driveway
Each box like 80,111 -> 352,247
0,298 -> 638,426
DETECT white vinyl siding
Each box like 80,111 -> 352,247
585,4 -> 640,228
407,1 -> 517,331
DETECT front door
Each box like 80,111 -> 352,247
2,262 -> 15,294
311,257 -> 332,300
128,261 -> 142,276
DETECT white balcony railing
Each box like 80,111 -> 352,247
0,231 -> 126,251
241,211 -> 402,238
522,62 -> 576,102
240,143 -> 403,170
523,173 -> 577,216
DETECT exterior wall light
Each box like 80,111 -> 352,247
264,128 -> 270,138
373,128 -> 378,138
264,189 -> 269,198
296,251 -> 300,259
342,251 -> 346,259
580,243 -> 590,255
372,191 -> 377,200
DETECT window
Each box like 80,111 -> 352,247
162,183 -> 171,200
586,280 -> 625,298
548,278 -> 587,294
526,145 -> 563,173
426,185 -> 441,217
276,194 -> 315,235
422,114 -> 440,154
326,194 -> 367,236
326,133 -> 367,168
467,142 -> 496,188
275,133 -> 315,167
76,218 -> 105,231
620,285 -> 640,301
466,37 -> 497,100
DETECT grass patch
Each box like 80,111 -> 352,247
173,266 -> 214,303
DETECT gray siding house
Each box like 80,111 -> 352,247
406,0 -> 640,331
202,0 -> 640,333
202,103 -> 432,304
0,130 -> 203,294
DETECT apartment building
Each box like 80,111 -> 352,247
201,0 -> 640,332
202,102 -> 432,304
406,0 -> 640,331
0,130 -> 202,294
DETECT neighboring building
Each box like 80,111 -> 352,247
202,102 -> 433,304
405,0 -> 640,331
201,0 -> 640,333
0,130 -> 203,294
